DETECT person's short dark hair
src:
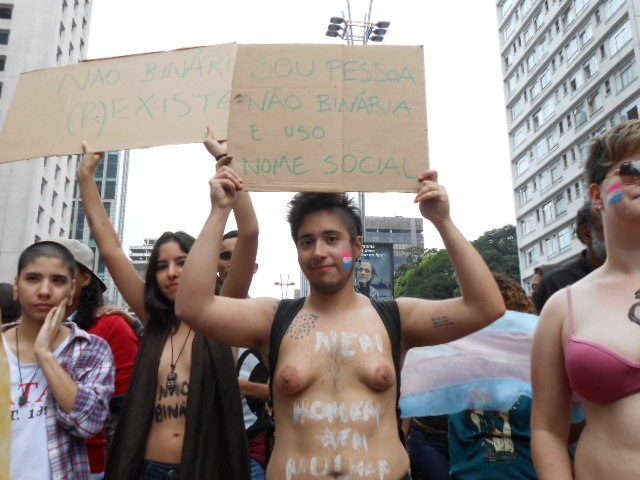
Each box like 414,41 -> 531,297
223,230 -> 238,241
0,282 -> 21,324
533,266 -> 544,276
73,265 -> 105,331
17,241 -> 76,277
144,231 -> 195,332
576,200 -> 597,244
585,119 -> 640,186
286,193 -> 362,243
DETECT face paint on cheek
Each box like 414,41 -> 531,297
342,252 -> 353,269
607,182 -> 623,205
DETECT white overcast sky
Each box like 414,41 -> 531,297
87,0 -> 516,298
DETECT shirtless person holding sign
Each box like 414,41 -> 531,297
176,167 -> 505,479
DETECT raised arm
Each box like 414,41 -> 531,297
175,162 -> 275,349
203,127 -> 259,299
78,143 -> 147,321
530,292 -> 574,479
398,170 -> 505,349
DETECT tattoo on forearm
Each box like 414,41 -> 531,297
287,312 -> 318,340
629,289 -> 640,326
432,316 -> 454,329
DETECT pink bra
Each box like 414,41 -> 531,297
565,287 -> 640,403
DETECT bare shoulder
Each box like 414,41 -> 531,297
535,288 -> 570,343
255,296 -> 281,313
250,296 -> 282,333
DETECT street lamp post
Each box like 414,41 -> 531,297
325,0 -> 390,45
325,0 -> 390,237
274,274 -> 295,299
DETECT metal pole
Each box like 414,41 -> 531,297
359,191 -> 366,241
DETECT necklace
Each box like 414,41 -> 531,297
15,327 -> 41,408
166,328 -> 192,394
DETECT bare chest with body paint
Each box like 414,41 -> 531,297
268,307 -> 409,480
274,309 -> 396,397
144,331 -> 194,463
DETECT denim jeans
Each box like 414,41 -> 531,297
250,457 -> 266,480
408,420 -> 451,480
138,459 -> 180,480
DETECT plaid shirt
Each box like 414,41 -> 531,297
5,321 -> 115,480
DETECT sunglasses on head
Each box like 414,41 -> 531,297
607,160 -> 640,185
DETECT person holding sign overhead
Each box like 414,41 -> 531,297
78,129 -> 255,480
176,168 -> 505,480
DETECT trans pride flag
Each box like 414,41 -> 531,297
400,310 -> 538,417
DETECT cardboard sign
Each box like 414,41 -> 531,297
228,44 -> 428,192
0,43 -> 237,161
0,43 -> 428,192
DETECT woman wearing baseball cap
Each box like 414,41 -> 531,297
50,237 -> 140,480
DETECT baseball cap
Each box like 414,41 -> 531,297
49,238 -> 107,292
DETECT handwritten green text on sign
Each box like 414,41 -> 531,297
0,43 -> 237,163
228,44 -> 428,193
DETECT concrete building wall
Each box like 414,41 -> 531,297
0,0 -> 93,281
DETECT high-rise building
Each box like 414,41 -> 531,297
0,0 -> 94,281
128,237 -> 156,280
496,0 -> 636,293
0,1 -> 130,306
70,150 -> 130,305
364,216 -> 424,273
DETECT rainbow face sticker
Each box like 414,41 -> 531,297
607,183 -> 623,205
342,252 -> 353,269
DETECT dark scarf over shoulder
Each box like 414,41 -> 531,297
105,327 -> 250,480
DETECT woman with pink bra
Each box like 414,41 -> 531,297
531,119 -> 640,480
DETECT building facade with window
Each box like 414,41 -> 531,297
0,0 -> 95,281
70,150 -> 130,305
496,0 -> 639,292
128,237 -> 156,281
363,216 -> 424,274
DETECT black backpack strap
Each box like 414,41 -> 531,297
236,348 -> 253,374
370,299 -> 406,445
370,299 -> 402,377
264,297 -> 306,458
268,297 -> 306,400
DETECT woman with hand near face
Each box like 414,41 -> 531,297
3,241 -> 114,480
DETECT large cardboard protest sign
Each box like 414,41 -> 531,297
0,43 -> 428,192
228,44 -> 428,192
0,43 -> 237,162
